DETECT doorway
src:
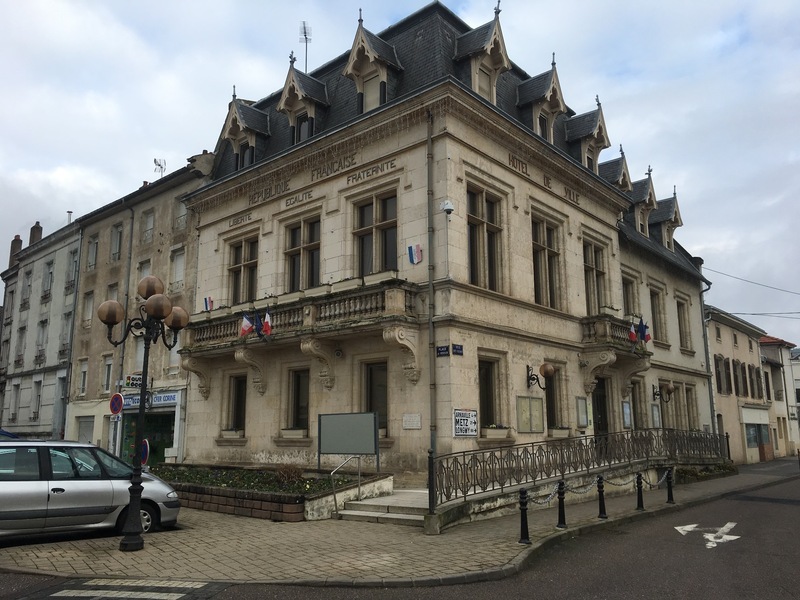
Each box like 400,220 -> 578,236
592,378 -> 609,435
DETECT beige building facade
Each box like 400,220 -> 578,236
179,4 -> 713,473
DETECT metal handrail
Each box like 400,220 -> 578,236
330,455 -> 362,516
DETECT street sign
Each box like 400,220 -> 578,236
125,373 -> 142,388
109,393 -> 124,415
141,439 -> 150,465
675,522 -> 740,548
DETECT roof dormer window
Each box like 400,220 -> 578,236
295,112 -> 311,144
278,53 -> 328,146
538,113 -> 549,142
586,149 -> 595,173
364,73 -> 381,112
456,8 -> 510,105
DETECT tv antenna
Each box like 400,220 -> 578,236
299,21 -> 311,72
154,158 -> 166,178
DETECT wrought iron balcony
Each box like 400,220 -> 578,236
187,280 -> 418,352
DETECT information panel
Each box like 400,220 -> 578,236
318,412 -> 379,470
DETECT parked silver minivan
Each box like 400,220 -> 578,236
0,440 -> 180,538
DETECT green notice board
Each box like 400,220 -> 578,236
318,412 -> 379,471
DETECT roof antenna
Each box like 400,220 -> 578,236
299,21 -> 312,73
154,158 -> 166,178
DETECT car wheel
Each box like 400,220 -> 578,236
140,503 -> 158,533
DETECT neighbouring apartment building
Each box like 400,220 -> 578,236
65,155 -> 212,463
0,220 -> 81,439
759,335 -> 797,456
177,3 -> 714,473
705,304 -> 778,464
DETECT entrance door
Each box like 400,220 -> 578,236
592,378 -> 609,435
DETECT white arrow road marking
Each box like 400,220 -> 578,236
674,522 -> 740,548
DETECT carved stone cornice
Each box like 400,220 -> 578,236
181,356 -> 210,400
578,350 -> 617,395
234,348 -> 268,395
300,337 -> 336,390
382,325 -> 420,384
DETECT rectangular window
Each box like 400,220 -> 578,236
622,274 -> 637,317
229,375 -> 247,432
142,211 -> 155,243
676,297 -> 691,350
36,319 -> 48,352
478,359 -> 496,428
538,113 -> 549,142
354,194 -> 397,277
364,74 -> 381,112
733,333 -> 739,347
649,288 -> 666,342
87,235 -> 98,271
138,259 -> 151,279
290,369 -> 310,430
296,113 -> 311,143
103,356 -> 113,392
286,217 -> 321,292
15,327 -> 26,364
365,362 -> 388,430
586,150 -> 595,172
42,261 -> 54,298
107,283 -> 118,302
531,217 -> 560,309
21,270 -> 32,305
583,241 -> 606,315
467,188 -> 501,291
174,202 -> 188,230
82,292 -> 94,327
748,364 -> 756,398
66,249 -> 78,291
478,67 -> 492,100
715,325 -> 721,341
170,248 -> 185,293
78,360 -> 88,395
229,237 -> 259,304
544,367 -> 561,429
110,223 -> 123,261
32,380 -> 42,417
723,359 -> 733,395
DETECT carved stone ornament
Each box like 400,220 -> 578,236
618,356 -> 651,398
300,337 -> 336,390
382,325 -> 420,384
181,356 -> 210,400
234,348 -> 267,395
578,350 -> 617,394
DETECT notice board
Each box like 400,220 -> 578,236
318,412 -> 379,471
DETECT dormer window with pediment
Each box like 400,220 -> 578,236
456,7 -> 510,105
598,146 -> 632,193
221,92 -> 270,172
651,193 -> 683,252
343,11 -> 402,115
630,172 -> 658,238
278,52 -> 329,146
565,97 -> 611,174
520,58 -> 567,144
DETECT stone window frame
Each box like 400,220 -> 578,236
530,207 -> 565,310
284,214 -> 322,293
467,183 -> 504,293
353,190 -> 398,278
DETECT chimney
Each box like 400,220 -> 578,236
9,234 -> 22,268
29,221 -> 43,245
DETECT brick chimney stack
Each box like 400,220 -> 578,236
29,221 -> 43,245
9,234 -> 22,268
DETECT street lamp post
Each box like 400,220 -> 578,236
97,275 -> 189,552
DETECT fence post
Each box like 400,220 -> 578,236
725,433 -> 731,461
666,466 -> 675,504
597,475 -> 607,519
557,480 -> 567,529
427,449 -> 435,515
519,489 -> 531,544
636,472 -> 645,511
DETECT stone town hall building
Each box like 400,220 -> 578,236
0,2 -> 716,474
178,1 -> 712,473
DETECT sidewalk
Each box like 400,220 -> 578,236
1,457 -> 798,586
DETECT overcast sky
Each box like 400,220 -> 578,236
1,1 -> 798,346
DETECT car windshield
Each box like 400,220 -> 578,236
94,447 -> 133,478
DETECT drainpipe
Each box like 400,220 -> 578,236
700,283 -> 716,435
427,110 -> 437,455
61,228 -> 83,439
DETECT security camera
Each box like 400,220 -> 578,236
441,200 -> 454,215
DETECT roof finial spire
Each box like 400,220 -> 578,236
619,144 -> 624,157
358,8 -> 362,25
289,51 -> 296,66
495,0 -> 501,18
596,94 -> 601,108
647,165 -> 653,177
673,185 -> 677,198
551,52 -> 556,67
232,85 -> 236,100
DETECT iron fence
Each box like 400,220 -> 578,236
428,428 -> 726,512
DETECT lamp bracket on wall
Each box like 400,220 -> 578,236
653,383 -> 675,403
527,362 -> 555,390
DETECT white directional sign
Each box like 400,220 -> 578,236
675,522 -> 740,548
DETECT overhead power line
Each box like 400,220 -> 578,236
704,267 -> 800,297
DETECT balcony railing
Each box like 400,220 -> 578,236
580,313 -> 636,349
189,281 -> 417,348
429,428 -> 726,511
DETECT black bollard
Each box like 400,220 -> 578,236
519,489 -> 531,545
636,472 -> 645,511
597,475 -> 608,519
556,480 -> 567,529
666,467 -> 675,504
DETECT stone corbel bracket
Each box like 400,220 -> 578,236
578,350 -> 617,395
619,357 -> 651,398
234,348 -> 268,395
300,337 -> 336,390
383,325 -> 420,384
181,356 -> 210,400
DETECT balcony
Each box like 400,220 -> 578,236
34,349 -> 45,366
40,290 -> 51,303
58,343 -> 69,360
188,280 -> 418,352
580,313 -> 640,352
14,355 -> 23,368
